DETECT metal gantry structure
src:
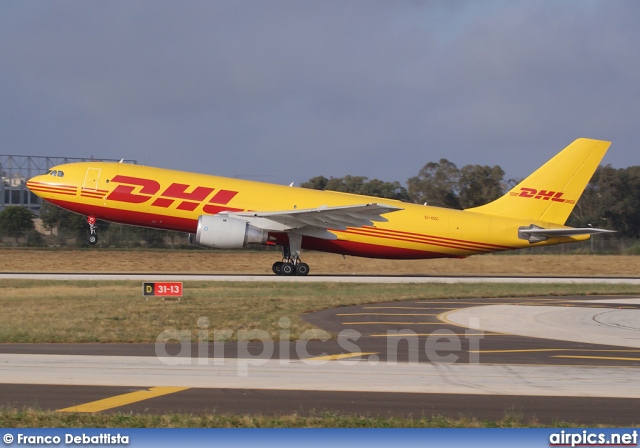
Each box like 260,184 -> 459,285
1,155 -> 137,213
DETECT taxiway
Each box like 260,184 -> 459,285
1,286 -> 639,424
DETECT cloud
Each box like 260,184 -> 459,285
1,1 -> 638,185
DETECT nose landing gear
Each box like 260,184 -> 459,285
87,215 -> 98,245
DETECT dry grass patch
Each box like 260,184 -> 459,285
1,280 -> 638,343
0,406 -> 583,428
1,248 -> 639,276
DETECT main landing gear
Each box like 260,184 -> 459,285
272,233 -> 309,276
86,215 -> 98,245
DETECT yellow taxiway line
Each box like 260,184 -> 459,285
369,333 -> 504,337
336,313 -> 437,316
306,352 -> 378,362
340,322 -> 445,325
363,307 -> 454,310
57,386 -> 189,413
471,349 -> 640,354
414,301 -> 525,305
553,355 -> 640,362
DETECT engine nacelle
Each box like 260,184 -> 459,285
189,215 -> 268,249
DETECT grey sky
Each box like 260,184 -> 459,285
1,1 -> 638,186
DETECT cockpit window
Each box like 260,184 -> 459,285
44,169 -> 64,177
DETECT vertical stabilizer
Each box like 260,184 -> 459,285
467,138 -> 610,224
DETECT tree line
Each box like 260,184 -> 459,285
0,203 -> 186,248
301,160 -> 508,209
0,160 -> 638,245
301,160 -> 640,238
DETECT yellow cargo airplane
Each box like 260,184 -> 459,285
27,138 -> 613,275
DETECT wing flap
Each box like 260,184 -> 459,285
345,212 -> 390,223
323,212 -> 372,227
290,214 -> 348,230
293,227 -> 339,240
224,203 -> 402,240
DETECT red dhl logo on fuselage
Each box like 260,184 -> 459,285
106,175 -> 243,213
510,187 -> 575,204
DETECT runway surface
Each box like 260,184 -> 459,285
1,290 -> 640,424
2,353 -> 639,397
1,272 -> 640,284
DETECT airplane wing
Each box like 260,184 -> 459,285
518,225 -> 615,243
224,203 -> 403,240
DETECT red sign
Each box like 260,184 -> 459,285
143,282 -> 183,297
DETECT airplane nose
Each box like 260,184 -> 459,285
27,174 -> 60,198
26,175 -> 47,197
27,171 -> 78,198
26,174 -> 43,187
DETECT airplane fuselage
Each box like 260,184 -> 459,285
27,161 -> 585,259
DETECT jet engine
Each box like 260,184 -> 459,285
189,215 -> 268,249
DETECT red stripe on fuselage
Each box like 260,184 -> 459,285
48,199 -> 198,233
80,190 -> 106,198
28,187 -> 77,196
26,181 -> 76,191
271,233 -> 460,259
343,228 -> 492,254
341,227 -> 515,253
358,226 -> 515,250
47,199 -> 461,259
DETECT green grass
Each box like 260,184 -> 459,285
624,243 -> 640,255
2,282 -> 638,429
0,407 -> 586,428
0,280 -> 638,343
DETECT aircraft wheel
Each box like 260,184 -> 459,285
88,234 -> 98,245
272,262 -> 283,275
295,263 -> 310,276
281,263 -> 295,276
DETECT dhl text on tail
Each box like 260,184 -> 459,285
27,138 -> 614,275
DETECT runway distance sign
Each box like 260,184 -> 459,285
143,282 -> 183,297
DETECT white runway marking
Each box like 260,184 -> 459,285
445,305 -> 640,348
573,298 -> 640,305
2,274 -> 638,398
1,353 -> 639,398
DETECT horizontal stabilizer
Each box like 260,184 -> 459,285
518,225 -> 615,243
